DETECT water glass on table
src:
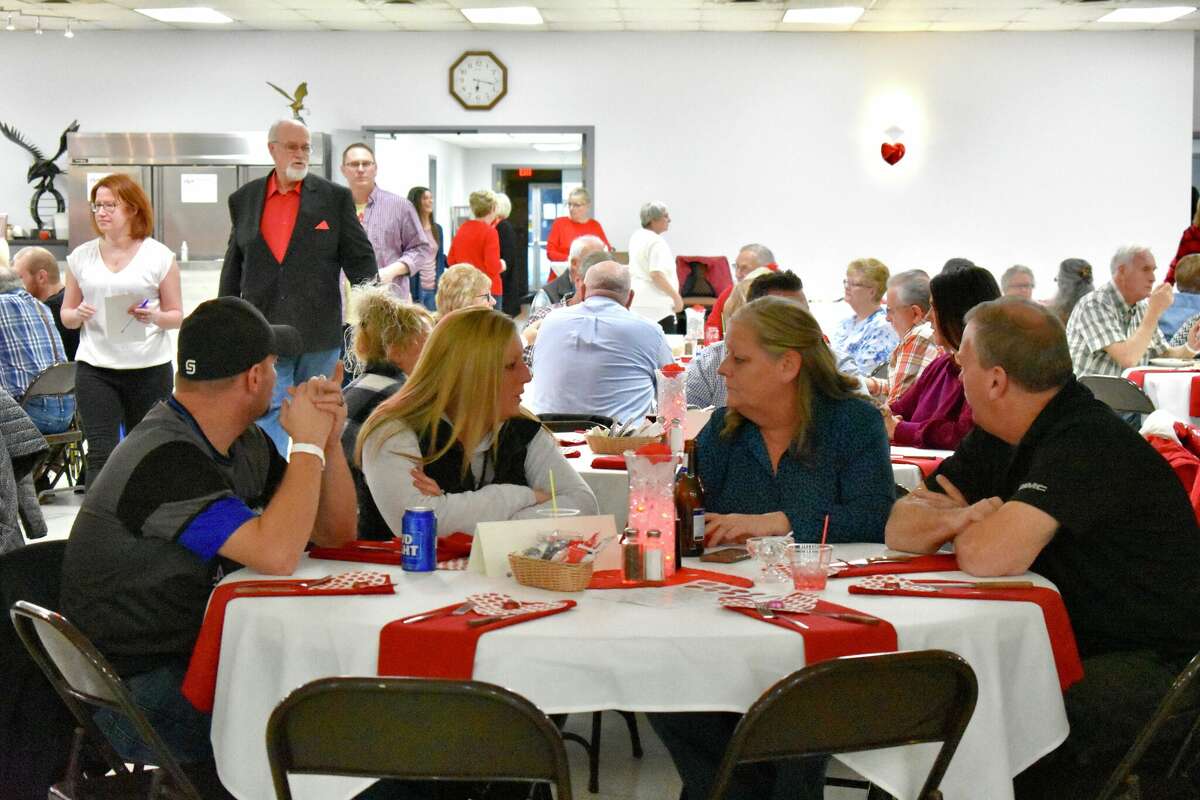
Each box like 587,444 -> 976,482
790,543 -> 833,591
746,536 -> 793,584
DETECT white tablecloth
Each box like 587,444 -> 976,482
1123,366 -> 1200,425
210,544 -> 1068,800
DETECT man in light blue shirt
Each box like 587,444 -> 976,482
529,261 -> 674,424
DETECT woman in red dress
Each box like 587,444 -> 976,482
447,190 -> 504,307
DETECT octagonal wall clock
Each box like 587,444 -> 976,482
449,51 -> 508,111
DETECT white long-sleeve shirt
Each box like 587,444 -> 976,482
360,419 -> 599,535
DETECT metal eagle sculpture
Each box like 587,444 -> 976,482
0,119 -> 79,231
267,81 -> 308,122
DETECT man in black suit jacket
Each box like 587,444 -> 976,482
220,119 -> 377,454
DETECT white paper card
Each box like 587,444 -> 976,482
180,173 -> 218,204
104,293 -> 150,343
467,514 -> 619,578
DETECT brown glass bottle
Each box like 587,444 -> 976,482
675,440 -> 705,558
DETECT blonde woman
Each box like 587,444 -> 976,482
447,190 -> 504,306
435,263 -> 496,316
830,257 -> 897,377
341,287 -> 434,539
357,307 -> 596,535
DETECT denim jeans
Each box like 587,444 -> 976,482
94,662 -> 213,765
23,394 -> 75,434
257,348 -> 341,456
417,287 -> 437,312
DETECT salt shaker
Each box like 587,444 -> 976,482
643,530 -> 665,583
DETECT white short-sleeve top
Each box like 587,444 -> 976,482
627,227 -> 678,324
66,237 -> 175,369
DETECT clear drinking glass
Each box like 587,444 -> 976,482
746,536 -> 793,584
789,543 -> 834,592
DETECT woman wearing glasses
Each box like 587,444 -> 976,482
546,187 -> 611,268
830,257 -> 898,377
61,173 -> 182,485
435,263 -> 497,317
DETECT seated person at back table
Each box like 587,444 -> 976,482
527,260 -> 674,425
700,295 -> 894,546
885,298 -> 1200,799
885,266 -> 1000,450
59,298 -> 355,797
358,306 -> 597,536
341,286 -> 433,539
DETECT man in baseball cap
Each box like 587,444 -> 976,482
60,296 -> 356,795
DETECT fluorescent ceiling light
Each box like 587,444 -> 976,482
461,6 -> 543,25
783,6 -> 864,24
135,7 -> 233,24
532,143 -> 581,152
1097,6 -> 1195,23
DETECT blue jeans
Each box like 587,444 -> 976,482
417,287 -> 437,312
94,662 -> 213,765
23,394 -> 75,434
258,348 -> 340,456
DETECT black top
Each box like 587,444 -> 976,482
496,219 -> 523,316
419,417 -> 541,494
929,378 -> 1200,658
43,288 -> 79,361
341,363 -> 406,540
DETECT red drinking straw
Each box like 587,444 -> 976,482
820,514 -> 830,546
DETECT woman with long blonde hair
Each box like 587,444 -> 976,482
357,306 -> 596,535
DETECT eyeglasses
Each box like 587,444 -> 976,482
344,160 -> 375,170
843,280 -> 873,290
90,202 -> 120,214
272,141 -> 312,154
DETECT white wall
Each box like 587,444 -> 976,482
0,30 -> 1192,299
369,134 -> 467,230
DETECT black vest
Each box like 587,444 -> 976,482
418,417 -> 542,493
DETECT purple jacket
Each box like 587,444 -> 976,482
889,352 -> 974,450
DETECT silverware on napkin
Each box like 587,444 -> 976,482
402,602 -> 474,625
754,602 -> 809,630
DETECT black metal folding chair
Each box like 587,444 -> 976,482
1079,375 -> 1156,415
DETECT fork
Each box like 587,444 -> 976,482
755,602 -> 809,630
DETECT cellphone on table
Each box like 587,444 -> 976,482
699,547 -> 750,564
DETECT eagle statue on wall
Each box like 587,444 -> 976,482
267,81 -> 308,122
0,119 -> 79,231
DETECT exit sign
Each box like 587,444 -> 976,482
518,168 -> 533,177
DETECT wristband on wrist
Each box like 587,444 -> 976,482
289,442 -> 326,470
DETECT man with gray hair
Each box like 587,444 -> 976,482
0,265 -> 72,433
528,260 -> 673,422
707,243 -> 786,339
1065,244 -> 1200,377
1001,264 -> 1036,300
864,269 -> 939,406
522,237 -> 607,365
628,201 -> 683,332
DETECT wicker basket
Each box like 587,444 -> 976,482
508,553 -> 594,592
585,434 -> 663,455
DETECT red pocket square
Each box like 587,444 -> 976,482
315,220 -> 330,230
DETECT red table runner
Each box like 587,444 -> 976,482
725,599 -> 898,664
1125,368 -> 1200,388
890,455 -> 942,478
378,601 -> 576,679
309,532 -> 474,566
182,572 -> 395,712
590,455 -> 626,470
849,579 -> 1083,691
588,566 -> 754,590
831,553 -> 959,579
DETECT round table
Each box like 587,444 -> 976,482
209,544 -> 1068,800
1123,365 -> 1200,425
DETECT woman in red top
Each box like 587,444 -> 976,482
546,187 -> 610,267
448,190 -> 504,305
1167,202 -> 1200,284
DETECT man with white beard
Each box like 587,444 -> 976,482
220,118 -> 376,454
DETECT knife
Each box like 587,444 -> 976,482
914,580 -> 1034,589
836,555 -> 920,567
401,602 -> 473,624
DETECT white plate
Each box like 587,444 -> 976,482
1148,358 -> 1197,368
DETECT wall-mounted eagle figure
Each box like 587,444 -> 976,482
0,119 -> 80,230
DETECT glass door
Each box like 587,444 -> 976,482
528,183 -> 563,288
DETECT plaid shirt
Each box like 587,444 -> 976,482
684,340 -> 727,408
1066,282 -> 1168,377
878,321 -> 940,407
522,293 -> 572,367
0,288 -> 64,400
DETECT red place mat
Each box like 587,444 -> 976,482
378,601 -> 576,679
310,531 -> 474,566
891,455 -> 942,478
588,566 -> 754,590
849,578 -> 1083,691
726,599 -> 897,664
183,572 -> 395,712
831,553 -> 959,579
590,455 -> 626,470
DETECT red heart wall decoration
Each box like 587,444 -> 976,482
881,142 -> 906,165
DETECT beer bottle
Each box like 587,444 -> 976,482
675,439 -> 705,558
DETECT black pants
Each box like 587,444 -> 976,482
75,361 -> 173,486
657,314 -> 679,334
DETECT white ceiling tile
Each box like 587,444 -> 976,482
928,21 -> 1007,30
540,7 -> 622,22
699,19 -> 778,30
852,20 -> 933,31
619,0 -> 704,7
375,7 -> 465,22
698,7 -> 785,21
1003,21 -> 1083,30
546,20 -> 628,30
624,20 -> 702,30
937,8 -> 1024,22
859,7 -> 948,22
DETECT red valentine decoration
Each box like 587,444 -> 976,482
881,142 -> 906,165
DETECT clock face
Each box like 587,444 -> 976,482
450,51 -> 508,110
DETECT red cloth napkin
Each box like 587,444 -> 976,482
557,438 -> 585,447
849,579 -> 1083,691
1190,376 -> 1200,417
309,532 -> 474,566
1126,368 -> 1200,388
588,566 -> 754,590
182,574 -> 395,712
890,455 -> 942,478
590,455 -> 626,470
563,450 -> 580,459
726,599 -> 897,664
831,553 -> 959,579
378,601 -> 576,679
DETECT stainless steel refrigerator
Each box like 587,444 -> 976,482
66,131 -> 330,261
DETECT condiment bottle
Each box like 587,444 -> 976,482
643,530 -> 665,584
621,526 -> 643,582
675,439 -> 705,558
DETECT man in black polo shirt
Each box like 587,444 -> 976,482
885,297 -> 1200,797
60,297 -> 356,794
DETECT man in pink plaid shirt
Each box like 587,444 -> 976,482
863,269 -> 940,406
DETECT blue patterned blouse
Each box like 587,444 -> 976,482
831,308 -> 898,377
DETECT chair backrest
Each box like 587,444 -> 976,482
710,650 -> 977,800
1079,375 -> 1156,414
871,360 -> 890,380
675,256 -> 732,299
266,676 -> 573,800
20,362 -> 77,404
8,601 -> 201,798
537,413 -> 614,433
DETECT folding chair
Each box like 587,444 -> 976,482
710,650 -> 978,800
8,601 -> 201,800
19,362 -> 85,500
537,413 -> 614,433
266,676 -> 573,800
676,256 -> 733,311
871,360 -> 890,380
1079,375 -> 1156,415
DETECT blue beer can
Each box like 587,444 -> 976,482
401,507 -> 437,572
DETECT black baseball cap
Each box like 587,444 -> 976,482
178,297 -> 302,380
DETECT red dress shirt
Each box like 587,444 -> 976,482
546,217 -> 611,262
260,173 -> 301,264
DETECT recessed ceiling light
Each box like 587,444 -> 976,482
782,6 -> 864,24
1097,6 -> 1195,23
461,6 -> 543,25
134,7 -> 234,24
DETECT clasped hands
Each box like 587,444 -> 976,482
910,474 -> 1002,535
280,363 -> 347,451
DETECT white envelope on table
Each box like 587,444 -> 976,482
467,514 -> 620,577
